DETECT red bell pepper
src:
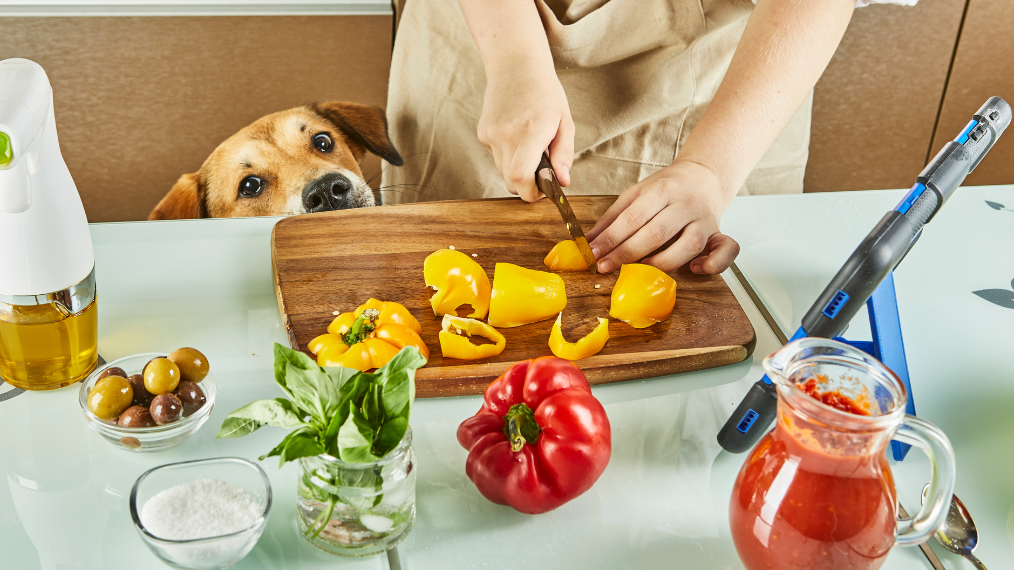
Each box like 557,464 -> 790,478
456,357 -> 611,514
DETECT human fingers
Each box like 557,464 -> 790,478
639,220 -> 714,273
585,183 -> 643,244
547,115 -> 575,187
687,233 -> 740,274
590,192 -> 680,272
509,135 -> 550,202
500,147 -> 518,195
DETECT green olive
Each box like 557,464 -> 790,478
143,358 -> 180,395
168,347 -> 210,383
87,376 -> 134,421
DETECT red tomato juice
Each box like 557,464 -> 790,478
729,384 -> 898,570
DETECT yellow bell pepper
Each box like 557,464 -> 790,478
310,300 -> 427,371
544,240 -> 590,271
439,314 -> 506,360
424,249 -> 491,319
548,313 -> 609,360
487,263 -> 567,328
609,264 -> 677,328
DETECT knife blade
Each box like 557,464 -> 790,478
535,152 -> 597,274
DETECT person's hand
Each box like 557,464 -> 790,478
585,160 -> 740,275
478,65 -> 574,202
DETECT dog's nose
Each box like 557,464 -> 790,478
302,173 -> 354,213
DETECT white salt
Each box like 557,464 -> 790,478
141,478 -> 263,540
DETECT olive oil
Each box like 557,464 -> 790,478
0,300 -> 98,390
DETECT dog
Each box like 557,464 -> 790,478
148,101 -> 403,219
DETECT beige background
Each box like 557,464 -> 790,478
0,15 -> 393,222
929,0 -> 1014,186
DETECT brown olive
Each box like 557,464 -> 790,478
174,381 -> 207,416
97,367 -> 127,381
127,374 -> 154,407
87,376 -> 133,421
117,405 -> 157,428
168,347 -> 210,383
144,357 -> 180,395
150,393 -> 183,425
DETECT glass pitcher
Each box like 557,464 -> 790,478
729,338 -> 955,570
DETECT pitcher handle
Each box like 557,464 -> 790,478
892,414 -> 956,546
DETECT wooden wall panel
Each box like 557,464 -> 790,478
929,0 -> 1014,185
0,15 -> 393,222
805,0 -> 966,192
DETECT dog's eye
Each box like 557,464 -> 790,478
313,133 -> 334,153
239,176 -> 264,198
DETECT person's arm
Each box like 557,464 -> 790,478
457,0 -> 575,201
587,0 -> 856,274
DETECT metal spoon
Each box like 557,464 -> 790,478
922,484 -> 987,569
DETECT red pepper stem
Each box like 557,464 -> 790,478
503,403 -> 540,452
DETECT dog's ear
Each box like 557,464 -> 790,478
149,173 -> 203,220
311,102 -> 404,166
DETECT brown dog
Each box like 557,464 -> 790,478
149,101 -> 403,219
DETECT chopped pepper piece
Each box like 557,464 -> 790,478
439,314 -> 506,360
543,240 -> 590,271
311,301 -> 427,371
487,263 -> 567,328
424,249 -> 492,319
548,313 -> 609,360
609,264 -> 677,328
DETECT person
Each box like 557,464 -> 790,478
383,0 -> 913,275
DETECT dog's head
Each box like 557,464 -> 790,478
148,101 -> 403,219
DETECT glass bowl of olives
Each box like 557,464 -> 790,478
78,349 -> 216,452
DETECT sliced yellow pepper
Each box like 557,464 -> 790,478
424,249 -> 492,319
439,314 -> 506,360
609,263 -> 677,328
487,263 -> 567,328
544,240 -> 590,271
311,300 -> 427,371
548,313 -> 609,360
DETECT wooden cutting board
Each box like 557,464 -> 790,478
271,196 -> 755,398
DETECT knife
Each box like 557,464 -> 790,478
535,152 -> 597,274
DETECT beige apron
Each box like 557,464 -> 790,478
382,0 -> 811,205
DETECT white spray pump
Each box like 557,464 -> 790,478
0,58 -> 98,390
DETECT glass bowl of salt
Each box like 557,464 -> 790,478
130,457 -> 272,570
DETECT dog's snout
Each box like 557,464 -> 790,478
302,173 -> 354,213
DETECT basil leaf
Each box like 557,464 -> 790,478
337,401 -> 380,464
215,416 -> 263,439
285,363 -> 326,424
315,366 -> 342,420
373,416 -> 408,457
273,343 -> 316,399
279,429 -> 326,465
377,347 -> 423,418
362,383 -> 384,432
324,366 -> 360,396
259,426 -> 313,461
217,398 -> 306,435
323,401 -> 349,458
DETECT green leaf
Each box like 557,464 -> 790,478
259,427 -> 324,467
280,430 -> 326,465
323,366 -> 359,392
377,347 -> 423,419
215,416 -> 263,439
373,416 -> 408,457
273,343 -> 316,399
337,402 -> 380,464
362,383 -> 384,431
285,363 -> 326,424
260,426 -> 312,461
217,399 -> 306,436
314,367 -> 342,420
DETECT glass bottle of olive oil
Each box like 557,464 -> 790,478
0,270 -> 98,390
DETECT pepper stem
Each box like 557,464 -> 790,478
503,403 -> 540,452
343,308 -> 379,346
